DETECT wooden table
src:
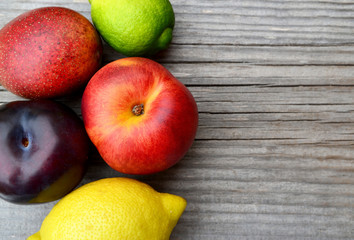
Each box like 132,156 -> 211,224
1,0 -> 354,239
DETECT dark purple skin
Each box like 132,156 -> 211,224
0,100 -> 90,204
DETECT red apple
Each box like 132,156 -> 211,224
0,7 -> 102,99
81,57 -> 198,175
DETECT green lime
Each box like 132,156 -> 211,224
89,0 -> 175,57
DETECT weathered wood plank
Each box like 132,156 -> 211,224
154,45 -> 354,65
2,0 -> 354,46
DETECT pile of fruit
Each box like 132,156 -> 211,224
0,0 -> 198,239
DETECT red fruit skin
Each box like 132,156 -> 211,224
81,57 -> 198,175
0,7 -> 103,99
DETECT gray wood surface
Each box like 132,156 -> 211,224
0,0 -> 354,239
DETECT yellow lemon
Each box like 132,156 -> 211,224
89,0 -> 175,57
27,177 -> 186,240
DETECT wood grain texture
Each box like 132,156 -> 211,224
0,0 -> 353,239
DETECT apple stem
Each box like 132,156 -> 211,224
132,104 -> 144,116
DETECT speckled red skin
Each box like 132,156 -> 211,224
0,7 -> 103,99
81,57 -> 199,175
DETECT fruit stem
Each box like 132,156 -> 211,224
132,104 -> 144,116
22,137 -> 29,148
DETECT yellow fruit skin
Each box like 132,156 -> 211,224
27,232 -> 40,240
90,0 -> 175,56
27,177 -> 186,240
